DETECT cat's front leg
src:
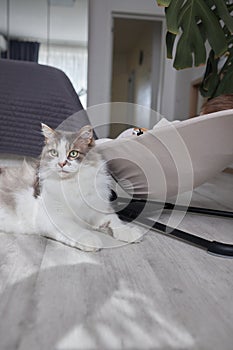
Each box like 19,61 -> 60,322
96,214 -> 145,244
73,229 -> 103,252
39,217 -> 102,252
44,229 -> 102,252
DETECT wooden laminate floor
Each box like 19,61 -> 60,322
0,172 -> 233,350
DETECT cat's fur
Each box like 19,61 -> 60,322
0,124 -> 142,251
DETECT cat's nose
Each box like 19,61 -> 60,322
58,160 -> 67,168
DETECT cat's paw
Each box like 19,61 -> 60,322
97,221 -> 113,236
112,224 -> 144,243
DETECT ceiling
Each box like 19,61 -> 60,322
0,0 -> 88,45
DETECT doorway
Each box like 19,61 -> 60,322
110,16 -> 163,137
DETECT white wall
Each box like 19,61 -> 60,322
88,0 -> 204,128
174,66 -> 205,120
88,0 -> 163,107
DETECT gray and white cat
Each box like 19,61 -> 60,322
0,124 -> 143,251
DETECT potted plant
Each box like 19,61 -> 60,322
157,0 -> 233,99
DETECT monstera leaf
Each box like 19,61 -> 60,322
199,6 -> 233,98
200,26 -> 233,98
157,0 -> 233,98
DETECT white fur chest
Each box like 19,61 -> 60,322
40,160 -> 111,228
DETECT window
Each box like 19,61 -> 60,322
39,43 -> 88,108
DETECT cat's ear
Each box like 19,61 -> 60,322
79,125 -> 94,145
41,123 -> 56,143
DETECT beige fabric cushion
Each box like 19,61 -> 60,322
96,110 -> 233,200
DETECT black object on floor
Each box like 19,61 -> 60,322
114,197 -> 233,258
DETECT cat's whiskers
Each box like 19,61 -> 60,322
60,167 -> 78,173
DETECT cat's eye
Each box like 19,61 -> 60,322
68,150 -> 79,159
49,149 -> 58,157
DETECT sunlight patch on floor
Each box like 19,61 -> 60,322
56,280 -> 194,349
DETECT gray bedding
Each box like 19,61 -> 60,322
0,59 -> 89,158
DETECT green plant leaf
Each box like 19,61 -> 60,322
166,32 -> 176,59
213,45 -> 233,97
214,67 -> 233,97
200,39 -> 233,99
163,0 -> 233,69
165,0 -> 185,34
156,0 -> 172,6
173,17 -> 207,69
200,50 -> 220,97
199,0 -> 228,57
157,0 -> 233,97
166,0 -> 228,69
215,0 -> 233,33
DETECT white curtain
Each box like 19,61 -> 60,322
39,43 -> 88,108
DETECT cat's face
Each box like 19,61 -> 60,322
40,124 -> 95,179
